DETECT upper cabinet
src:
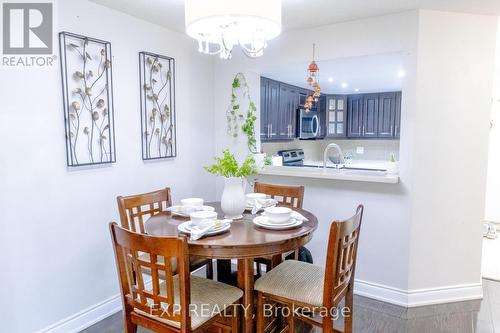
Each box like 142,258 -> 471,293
394,92 -> 402,138
347,95 -> 363,137
261,76 -> 401,141
261,77 -> 305,142
347,92 -> 400,139
378,92 -> 397,138
325,95 -> 347,138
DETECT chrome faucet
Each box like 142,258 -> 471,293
323,143 -> 345,169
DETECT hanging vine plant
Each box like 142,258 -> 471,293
226,72 -> 257,152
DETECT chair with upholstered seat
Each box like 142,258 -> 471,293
253,182 -> 305,274
117,188 -> 214,279
110,222 -> 242,333
254,205 -> 364,333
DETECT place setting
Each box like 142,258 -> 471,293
253,206 -> 309,230
177,209 -> 232,240
245,192 -> 278,214
166,197 -> 215,218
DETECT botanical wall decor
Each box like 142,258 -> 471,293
139,51 -> 176,160
59,32 -> 116,167
226,72 -> 257,153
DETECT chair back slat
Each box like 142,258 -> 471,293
117,188 -> 172,233
110,222 -> 190,328
254,182 -> 304,209
323,205 -> 364,307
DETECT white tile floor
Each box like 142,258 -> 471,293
482,232 -> 500,281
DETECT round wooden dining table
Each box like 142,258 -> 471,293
145,202 -> 318,333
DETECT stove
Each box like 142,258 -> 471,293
278,149 -> 304,166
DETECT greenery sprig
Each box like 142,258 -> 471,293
226,73 -> 257,153
205,149 -> 258,178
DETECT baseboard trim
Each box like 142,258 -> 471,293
35,294 -> 122,333
38,276 -> 482,332
37,279 -> 152,333
354,279 -> 483,307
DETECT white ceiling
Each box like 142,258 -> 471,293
261,53 -> 405,94
90,0 -> 500,33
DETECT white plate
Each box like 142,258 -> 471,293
169,205 -> 215,217
177,221 -> 231,236
252,216 -> 303,230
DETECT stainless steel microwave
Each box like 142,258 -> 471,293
297,109 -> 320,139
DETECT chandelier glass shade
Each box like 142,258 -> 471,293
185,0 -> 282,59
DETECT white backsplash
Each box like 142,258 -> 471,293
261,139 -> 400,162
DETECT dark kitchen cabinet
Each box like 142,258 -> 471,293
362,94 -> 379,137
260,77 -> 280,141
394,92 -> 402,138
378,92 -> 397,137
261,75 -> 402,141
347,95 -> 363,137
260,77 -> 298,142
278,84 -> 298,140
325,95 -> 347,138
317,95 -> 327,138
260,78 -> 268,141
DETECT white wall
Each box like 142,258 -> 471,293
0,1 -> 216,332
407,11 -> 497,291
485,19 -> 500,223
213,10 -> 498,306
214,10 -> 419,296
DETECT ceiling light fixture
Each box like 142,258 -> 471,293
354,88 -> 359,92
397,70 -> 406,77
328,77 -> 334,83
341,82 -> 348,88
184,0 -> 282,60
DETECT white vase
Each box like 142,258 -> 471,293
221,177 -> 246,219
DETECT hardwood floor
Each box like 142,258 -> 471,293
81,279 -> 499,333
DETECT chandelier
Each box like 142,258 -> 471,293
184,0 -> 282,60
304,44 -> 320,111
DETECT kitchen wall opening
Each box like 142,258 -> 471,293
258,53 -> 404,173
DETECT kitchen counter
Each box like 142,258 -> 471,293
258,165 -> 399,184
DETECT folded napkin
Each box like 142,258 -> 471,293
291,211 -> 309,221
167,205 -> 210,216
260,210 -> 309,221
251,198 -> 278,215
190,219 -> 232,240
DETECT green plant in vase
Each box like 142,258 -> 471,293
205,149 -> 257,219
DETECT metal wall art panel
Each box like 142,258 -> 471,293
139,51 -> 177,160
59,31 -> 116,167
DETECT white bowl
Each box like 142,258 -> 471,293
264,206 -> 292,224
181,197 -> 204,208
246,193 -> 267,206
190,210 -> 217,228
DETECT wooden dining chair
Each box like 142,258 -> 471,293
254,205 -> 364,333
117,188 -> 214,279
254,182 -> 304,209
253,182 -> 305,274
110,222 -> 242,333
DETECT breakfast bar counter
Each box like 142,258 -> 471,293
258,165 -> 400,184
